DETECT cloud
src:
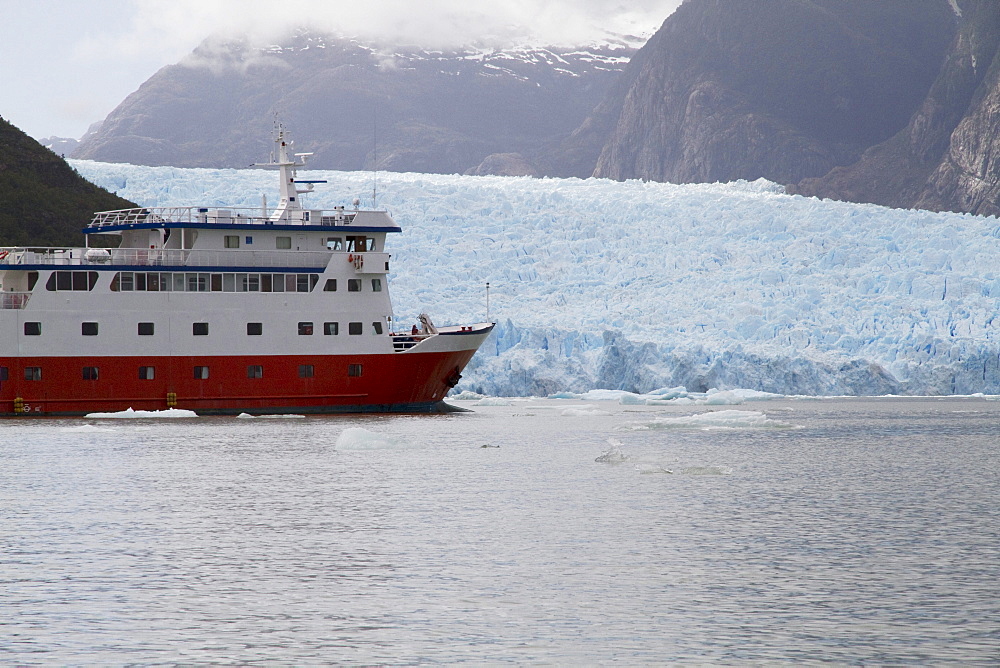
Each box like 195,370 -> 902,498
117,0 -> 682,51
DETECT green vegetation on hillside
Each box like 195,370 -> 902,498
0,115 -> 135,247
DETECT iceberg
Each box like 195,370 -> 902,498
72,160 -> 1000,396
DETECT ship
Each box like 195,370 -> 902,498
0,127 -> 494,416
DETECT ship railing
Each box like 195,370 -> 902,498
88,206 -> 363,228
0,247 -> 333,269
0,292 -> 31,310
390,332 -> 432,351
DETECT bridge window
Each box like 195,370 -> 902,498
324,279 -> 337,292
47,271 -> 98,291
371,279 -> 382,292
372,322 -> 383,335
326,237 -> 343,250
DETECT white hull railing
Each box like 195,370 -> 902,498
0,248 -> 334,269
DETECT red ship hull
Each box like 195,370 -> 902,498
0,348 -> 479,416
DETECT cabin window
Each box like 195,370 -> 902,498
247,322 -> 263,336
242,274 -> 260,292
298,322 -> 314,335
138,322 -> 155,336
261,274 -> 272,292
0,367 -> 7,381
299,364 -> 314,378
296,275 -> 311,292
371,279 -> 382,292
193,322 -> 209,336
372,322 -> 383,335
81,322 -> 98,336
139,366 -> 155,380
324,279 -> 337,292
187,273 -> 208,292
348,279 -> 361,292
324,322 -> 339,335
247,365 -> 263,379
348,364 -> 363,377
194,366 -> 210,379
82,367 -> 99,381
348,322 -> 362,335
223,274 -> 236,292
211,274 -> 223,291
27,272 -> 38,290
276,237 -> 291,249
24,367 -> 41,381
224,235 -> 240,248
245,236 -> 253,245
49,271 -> 100,291
24,322 -> 40,336
326,237 -> 343,250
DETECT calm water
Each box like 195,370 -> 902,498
2,397 -> 999,664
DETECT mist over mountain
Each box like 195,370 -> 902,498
72,31 -> 634,175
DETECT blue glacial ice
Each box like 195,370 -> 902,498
72,160 -> 1000,396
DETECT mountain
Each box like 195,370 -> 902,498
571,0 -> 955,185
0,116 -> 134,247
795,0 -> 1000,217
72,32 -> 634,175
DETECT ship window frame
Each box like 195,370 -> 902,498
138,322 -> 155,336
24,366 -> 41,381
276,236 -> 292,249
298,321 -> 314,336
348,322 -> 362,335
193,366 -> 210,379
81,322 -> 99,336
348,279 -> 361,292
326,237 -> 343,251
224,235 -> 240,248
27,272 -> 38,291
24,322 -> 40,336
247,365 -> 263,379
324,279 -> 337,292
323,322 -> 339,335
193,322 -> 209,336
299,364 -> 314,378
139,366 -> 155,380
348,364 -> 363,377
247,322 -> 263,336
372,321 -> 383,335
371,278 -> 382,292
82,366 -> 99,381
0,367 -> 7,381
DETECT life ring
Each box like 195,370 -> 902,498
0,250 -> 9,261
347,253 -> 354,262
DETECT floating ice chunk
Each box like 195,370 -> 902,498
595,438 -> 630,463
631,409 -> 792,430
547,391 -> 581,399
559,405 -> 611,416
635,463 -> 673,474
85,407 -> 198,418
60,424 -> 116,432
475,397 -> 513,406
702,390 -> 746,406
678,466 -> 732,475
450,390 -> 486,400
334,427 -> 415,450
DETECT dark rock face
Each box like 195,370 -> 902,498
796,0 -> 1000,216
72,33 -> 632,175
587,0 -> 954,185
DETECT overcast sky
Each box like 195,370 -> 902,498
0,0 -> 682,141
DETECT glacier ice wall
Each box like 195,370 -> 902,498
72,160 -> 1000,396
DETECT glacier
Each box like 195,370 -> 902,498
70,160 -> 1000,396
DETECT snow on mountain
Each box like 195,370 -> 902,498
71,159 -> 1000,396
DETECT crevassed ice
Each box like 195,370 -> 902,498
72,161 -> 1000,397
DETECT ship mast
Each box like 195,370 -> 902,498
255,124 -> 318,223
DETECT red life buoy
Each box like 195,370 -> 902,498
348,253 -> 354,262
0,250 -> 9,261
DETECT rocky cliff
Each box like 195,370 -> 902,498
72,32 -> 633,175
585,0 -> 955,185
796,0 -> 1000,216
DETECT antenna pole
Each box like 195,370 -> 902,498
373,102 -> 378,208
486,282 -> 490,322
